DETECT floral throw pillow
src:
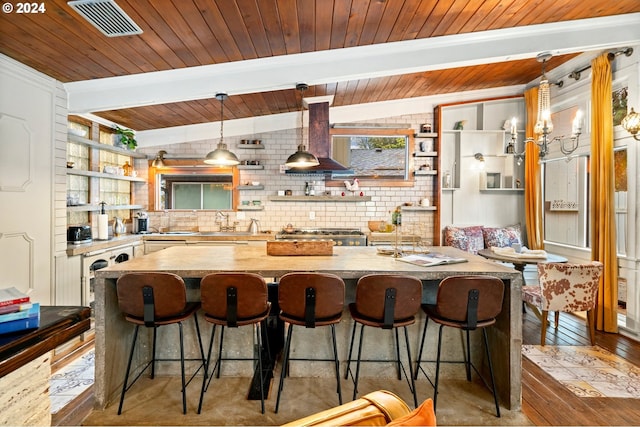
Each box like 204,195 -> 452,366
482,224 -> 522,248
443,225 -> 484,254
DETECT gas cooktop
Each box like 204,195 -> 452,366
278,228 -> 365,236
275,228 -> 367,246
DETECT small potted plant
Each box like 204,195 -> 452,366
114,126 -> 137,151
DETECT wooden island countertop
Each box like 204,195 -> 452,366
95,244 -> 518,280
94,245 -> 523,411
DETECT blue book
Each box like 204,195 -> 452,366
0,304 -> 40,335
0,303 -> 38,324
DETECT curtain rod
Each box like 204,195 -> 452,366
567,47 -> 634,81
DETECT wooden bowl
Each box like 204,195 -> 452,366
368,221 -> 385,232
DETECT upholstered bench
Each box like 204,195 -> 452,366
443,224 -> 523,254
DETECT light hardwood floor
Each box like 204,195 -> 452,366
53,309 -> 640,426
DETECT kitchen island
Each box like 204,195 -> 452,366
94,244 -> 522,411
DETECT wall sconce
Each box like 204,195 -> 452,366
474,152 -> 485,169
505,117 -> 517,154
151,150 -> 167,168
622,107 -> 640,141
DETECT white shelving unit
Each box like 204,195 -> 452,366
66,169 -> 145,182
237,165 -> 264,170
236,143 -> 265,149
238,185 -> 264,190
437,97 -> 526,232
68,134 -> 147,159
269,196 -> 372,202
410,130 -> 441,244
67,130 -> 147,220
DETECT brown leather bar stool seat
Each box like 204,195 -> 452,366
415,275 -> 504,417
197,272 -> 271,414
275,272 -> 345,413
345,274 -> 422,408
116,272 -> 205,415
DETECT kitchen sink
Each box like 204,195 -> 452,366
145,231 -> 258,237
197,231 -> 252,236
156,231 -> 197,235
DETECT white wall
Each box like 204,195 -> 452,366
542,45 -> 640,339
0,53 -> 67,304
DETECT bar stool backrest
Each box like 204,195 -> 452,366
355,274 -> 422,322
278,272 -> 345,321
117,272 -> 187,319
434,276 -> 504,324
200,272 -> 269,321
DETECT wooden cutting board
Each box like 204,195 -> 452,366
266,240 -> 334,256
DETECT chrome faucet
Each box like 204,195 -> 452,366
216,211 -> 236,232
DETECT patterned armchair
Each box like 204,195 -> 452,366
522,261 -> 603,346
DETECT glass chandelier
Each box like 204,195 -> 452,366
509,53 -> 581,160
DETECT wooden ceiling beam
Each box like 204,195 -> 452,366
64,14 -> 640,115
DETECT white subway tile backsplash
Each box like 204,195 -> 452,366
136,111 -> 437,240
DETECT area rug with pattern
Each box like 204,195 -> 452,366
522,345 -> 640,398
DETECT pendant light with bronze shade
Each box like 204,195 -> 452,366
204,93 -> 240,166
285,83 -> 319,168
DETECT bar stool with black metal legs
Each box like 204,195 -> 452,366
275,272 -> 345,413
197,272 -> 271,414
116,272 -> 206,415
344,274 -> 422,408
414,275 -> 504,417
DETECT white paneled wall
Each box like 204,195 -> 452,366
0,54 -> 64,304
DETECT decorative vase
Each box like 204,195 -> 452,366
113,134 -> 125,148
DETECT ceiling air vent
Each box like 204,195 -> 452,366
68,0 -> 143,37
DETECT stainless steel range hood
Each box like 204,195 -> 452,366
286,101 -> 353,176
285,156 -> 352,175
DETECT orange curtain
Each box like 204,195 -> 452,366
524,87 -> 544,250
590,53 -> 618,333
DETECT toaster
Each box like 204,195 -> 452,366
68,225 -> 92,244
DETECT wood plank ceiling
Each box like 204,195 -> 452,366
1,0 -> 639,131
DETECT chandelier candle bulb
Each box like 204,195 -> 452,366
572,110 -> 583,135
510,117 -> 517,135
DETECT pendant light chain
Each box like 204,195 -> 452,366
220,94 -> 225,143
299,85 -> 305,145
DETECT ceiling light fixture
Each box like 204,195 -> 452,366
204,93 -> 240,166
509,52 -> 580,160
151,150 -> 167,168
621,107 -> 640,141
285,83 -> 319,168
